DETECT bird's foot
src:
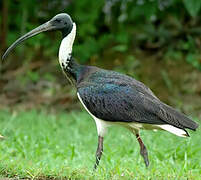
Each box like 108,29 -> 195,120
93,136 -> 103,170
140,145 -> 149,167
136,134 -> 149,167
93,157 -> 100,170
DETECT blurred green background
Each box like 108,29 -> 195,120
0,1 -> 201,179
1,0 -> 201,117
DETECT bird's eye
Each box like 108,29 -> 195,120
55,19 -> 61,23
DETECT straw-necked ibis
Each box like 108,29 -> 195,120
2,13 -> 199,169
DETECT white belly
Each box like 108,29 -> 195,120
77,93 -> 111,137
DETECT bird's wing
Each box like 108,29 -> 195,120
77,82 -> 165,124
77,68 -> 198,130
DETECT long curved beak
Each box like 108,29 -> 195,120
2,21 -> 55,60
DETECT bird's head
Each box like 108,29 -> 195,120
2,13 -> 74,60
50,13 -> 74,37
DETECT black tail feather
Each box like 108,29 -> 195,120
159,103 -> 199,131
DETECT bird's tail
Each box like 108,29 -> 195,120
162,103 -> 199,131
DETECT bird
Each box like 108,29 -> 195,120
2,13 -> 199,169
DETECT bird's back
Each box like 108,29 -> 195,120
76,66 -> 199,131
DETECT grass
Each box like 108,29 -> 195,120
0,109 -> 200,179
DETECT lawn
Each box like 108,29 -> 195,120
0,109 -> 200,179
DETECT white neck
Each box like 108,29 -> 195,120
59,23 -> 76,69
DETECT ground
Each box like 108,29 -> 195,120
0,109 -> 200,179
0,51 -> 201,179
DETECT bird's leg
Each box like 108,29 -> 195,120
94,136 -> 104,170
136,134 -> 149,167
